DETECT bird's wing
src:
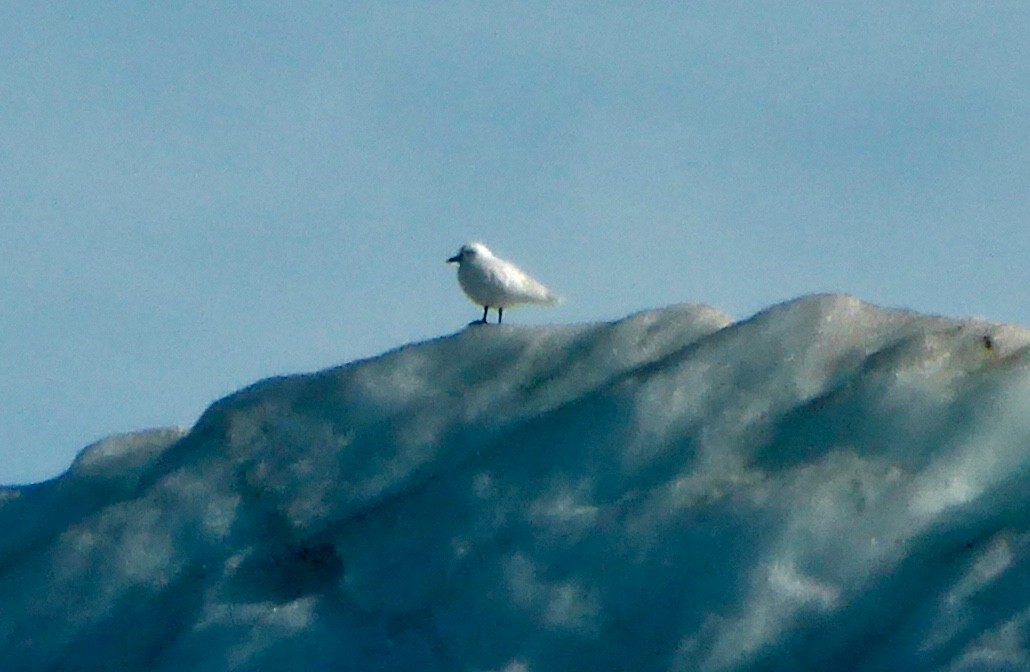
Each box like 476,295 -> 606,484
493,258 -> 556,304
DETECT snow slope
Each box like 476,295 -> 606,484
2,295 -> 1030,671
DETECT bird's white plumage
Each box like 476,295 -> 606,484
447,242 -> 557,321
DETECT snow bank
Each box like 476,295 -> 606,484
2,295 -> 1029,671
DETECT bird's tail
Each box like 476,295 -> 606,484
540,290 -> 563,306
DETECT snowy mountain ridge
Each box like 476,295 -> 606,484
3,294 -> 1030,671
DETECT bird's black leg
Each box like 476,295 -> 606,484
481,305 -> 489,324
498,307 -> 503,324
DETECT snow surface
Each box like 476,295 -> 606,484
3,294 -> 1030,671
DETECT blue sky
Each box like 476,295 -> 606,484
2,3 -> 1028,484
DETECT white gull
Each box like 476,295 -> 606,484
447,242 -> 558,324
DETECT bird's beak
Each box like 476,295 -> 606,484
447,254 -> 461,264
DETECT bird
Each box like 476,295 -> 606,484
447,242 -> 558,324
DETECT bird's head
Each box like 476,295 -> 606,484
447,241 -> 492,264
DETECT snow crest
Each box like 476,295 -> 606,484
2,295 -> 1030,671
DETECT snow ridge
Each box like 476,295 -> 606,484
2,294 -> 1030,671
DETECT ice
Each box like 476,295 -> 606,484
2,294 -> 1030,671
